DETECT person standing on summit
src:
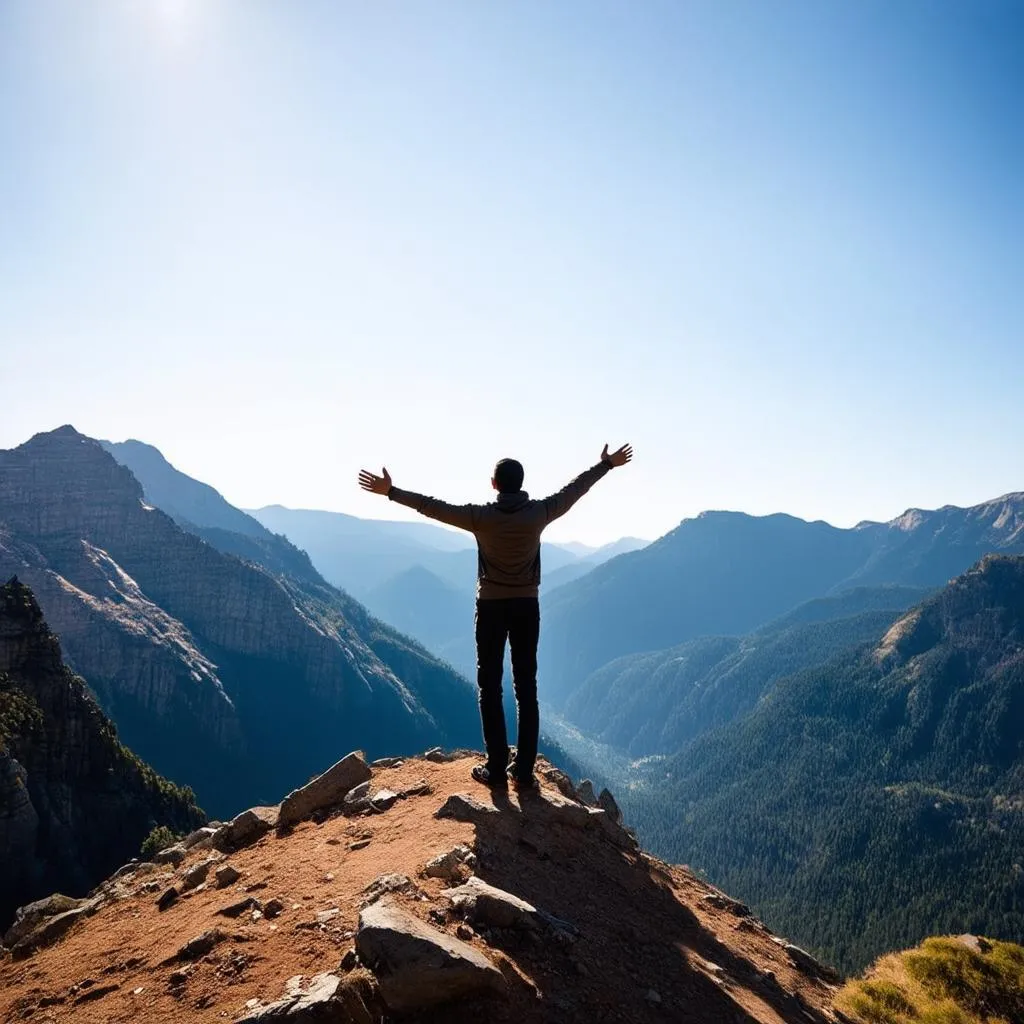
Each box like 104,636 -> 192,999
358,443 -> 633,792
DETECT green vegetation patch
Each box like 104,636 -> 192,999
838,935 -> 1024,1024
140,824 -> 180,859
0,673 -> 43,748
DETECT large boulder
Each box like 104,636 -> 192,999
356,900 -> 505,1012
278,753 -> 371,829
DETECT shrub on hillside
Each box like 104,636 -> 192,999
837,935 -> 1024,1024
140,825 -> 179,859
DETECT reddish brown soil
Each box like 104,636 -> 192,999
0,756 -> 844,1023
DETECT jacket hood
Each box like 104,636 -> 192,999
495,490 -> 531,513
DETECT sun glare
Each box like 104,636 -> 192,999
152,0 -> 197,45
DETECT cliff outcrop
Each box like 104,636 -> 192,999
0,427 -> 479,816
0,750 -> 847,1023
0,577 -> 203,933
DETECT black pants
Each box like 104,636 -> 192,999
475,597 -> 540,781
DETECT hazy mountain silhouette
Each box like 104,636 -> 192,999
249,504 -> 595,599
541,536 -> 650,591
365,565 -> 475,673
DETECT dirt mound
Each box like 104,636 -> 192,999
0,754 -> 845,1023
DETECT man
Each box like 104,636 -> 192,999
358,443 -> 632,792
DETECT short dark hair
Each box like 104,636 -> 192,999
493,458 -> 524,493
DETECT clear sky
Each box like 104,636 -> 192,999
2,1 -> 1021,544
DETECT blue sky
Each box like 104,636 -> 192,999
2,0 -> 1021,543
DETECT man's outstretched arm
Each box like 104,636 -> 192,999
357,466 -> 479,532
541,443 -> 633,524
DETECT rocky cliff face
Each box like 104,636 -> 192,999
0,427 -> 479,816
0,577 -> 203,932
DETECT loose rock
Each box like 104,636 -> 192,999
217,897 -> 262,919
370,789 -> 399,812
157,886 -> 179,912
181,855 -> 220,891
702,892 -> 751,916
398,780 -> 431,798
153,843 -> 187,866
356,900 -> 504,1011
236,970 -> 382,1023
434,793 -> 499,823
174,928 -> 225,961
213,807 -> 278,853
445,876 -> 577,942
362,874 -> 415,906
423,845 -> 477,882
536,790 -> 605,830
215,864 -> 241,888
180,826 -> 218,850
343,781 -> 371,814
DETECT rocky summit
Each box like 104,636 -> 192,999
0,750 -> 846,1024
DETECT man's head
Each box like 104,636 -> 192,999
492,458 -> 524,494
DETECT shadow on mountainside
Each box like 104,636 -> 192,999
402,771 -> 838,1024
0,754 -> 841,1024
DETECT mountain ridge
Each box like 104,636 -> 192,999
0,427 -> 480,816
540,490 -> 1024,702
622,554 -> 1024,971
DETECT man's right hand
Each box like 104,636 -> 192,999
358,467 -> 392,495
601,443 -> 633,468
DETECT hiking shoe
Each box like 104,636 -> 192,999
507,769 -> 539,794
471,764 -> 508,790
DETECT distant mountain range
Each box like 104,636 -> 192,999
540,497 -> 1024,706
0,428 -> 481,816
247,503 -> 642,602
623,554 -> 1024,971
